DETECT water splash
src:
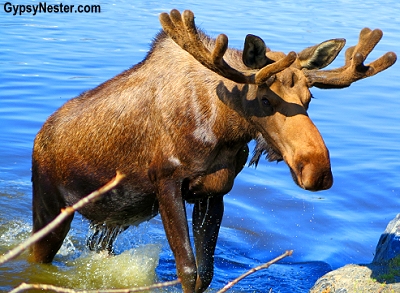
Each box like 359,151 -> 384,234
0,219 -> 31,249
46,244 -> 163,289
0,219 -> 163,291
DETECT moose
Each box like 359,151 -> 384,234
30,9 -> 396,293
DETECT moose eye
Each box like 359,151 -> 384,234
261,96 -> 271,107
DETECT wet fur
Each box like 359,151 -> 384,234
249,133 -> 283,167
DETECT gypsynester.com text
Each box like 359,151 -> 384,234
3,2 -> 101,16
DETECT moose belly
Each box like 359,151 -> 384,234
62,183 -> 159,227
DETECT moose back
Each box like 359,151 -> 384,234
30,9 -> 396,293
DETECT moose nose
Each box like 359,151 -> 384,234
298,162 -> 333,191
284,131 -> 333,191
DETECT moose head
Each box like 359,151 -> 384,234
160,9 -> 396,192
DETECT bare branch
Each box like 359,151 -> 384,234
0,172 -> 125,266
216,250 -> 293,293
9,279 -> 180,293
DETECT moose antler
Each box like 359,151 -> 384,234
159,9 -> 297,85
304,28 -> 397,89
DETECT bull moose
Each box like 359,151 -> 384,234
30,9 -> 396,293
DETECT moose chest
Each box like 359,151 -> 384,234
183,143 -> 249,203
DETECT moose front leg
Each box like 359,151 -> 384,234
193,195 -> 224,292
156,178 -> 197,293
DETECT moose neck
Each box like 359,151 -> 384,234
144,31 -> 259,147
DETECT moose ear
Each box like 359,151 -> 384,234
298,38 -> 346,70
243,34 -> 270,69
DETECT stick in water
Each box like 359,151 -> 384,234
9,279 -> 181,293
216,250 -> 294,293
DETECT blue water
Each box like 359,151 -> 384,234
1,0 -> 399,292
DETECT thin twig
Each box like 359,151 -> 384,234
0,172 -> 125,265
216,250 -> 293,293
9,279 -> 180,293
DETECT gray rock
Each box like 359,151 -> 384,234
373,213 -> 400,264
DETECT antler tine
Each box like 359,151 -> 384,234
160,9 -> 249,84
354,28 -> 382,62
182,10 -> 230,71
182,11 -> 229,65
305,28 -> 397,89
255,52 -> 297,84
159,9 -> 296,85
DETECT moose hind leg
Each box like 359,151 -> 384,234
30,169 -> 74,263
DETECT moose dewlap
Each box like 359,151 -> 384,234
30,9 -> 396,293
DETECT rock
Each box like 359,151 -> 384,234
309,264 -> 400,293
373,213 -> 400,264
309,214 -> 400,293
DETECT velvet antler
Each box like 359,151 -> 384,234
159,9 -> 296,85
304,28 -> 397,89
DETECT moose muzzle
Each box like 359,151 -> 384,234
277,115 -> 333,191
291,157 -> 333,191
